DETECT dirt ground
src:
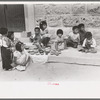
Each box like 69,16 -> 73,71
0,61 -> 100,82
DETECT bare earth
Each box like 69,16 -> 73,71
0,61 -> 100,82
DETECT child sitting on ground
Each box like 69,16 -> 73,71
13,41 -> 32,71
50,29 -> 67,56
81,32 -> 97,53
55,29 -> 67,51
66,26 -> 80,48
78,23 -> 87,45
39,21 -> 51,47
30,27 -> 45,54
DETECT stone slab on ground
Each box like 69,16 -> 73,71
48,48 -> 100,66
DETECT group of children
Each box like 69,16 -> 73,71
0,28 -> 32,71
0,21 -> 97,71
55,24 -> 97,53
30,21 -> 97,56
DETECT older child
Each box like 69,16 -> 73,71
13,42 -> 32,71
0,28 -> 13,70
66,26 -> 80,48
82,32 -> 97,53
78,23 -> 87,45
39,21 -> 51,47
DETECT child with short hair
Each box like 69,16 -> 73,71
39,21 -> 51,47
66,26 -> 80,48
82,32 -> 97,53
30,27 -> 44,53
50,29 -> 67,56
55,29 -> 67,51
13,41 -> 32,71
0,28 -> 14,70
78,23 -> 87,45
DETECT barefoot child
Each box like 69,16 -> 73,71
82,32 -> 97,53
55,29 -> 67,51
30,27 -> 45,53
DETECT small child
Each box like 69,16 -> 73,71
66,26 -> 80,48
30,27 -> 44,53
55,29 -> 67,51
39,21 -> 51,47
13,42 -> 32,71
82,32 -> 97,53
78,23 -> 87,45
30,27 -> 41,43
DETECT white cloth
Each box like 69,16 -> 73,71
0,37 -> 8,47
15,65 -> 26,71
14,49 -> 29,65
68,32 -> 80,42
82,38 -> 96,48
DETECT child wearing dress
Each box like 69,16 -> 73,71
39,21 -> 51,47
82,32 -> 97,53
0,28 -> 14,70
78,23 -> 87,45
55,29 -> 67,51
13,42 -> 32,71
66,26 -> 80,48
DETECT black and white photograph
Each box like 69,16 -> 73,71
1,1 -> 100,98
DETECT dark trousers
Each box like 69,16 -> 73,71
1,46 -> 13,70
41,37 -> 50,47
66,38 -> 78,48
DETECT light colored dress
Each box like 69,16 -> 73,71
13,49 -> 30,71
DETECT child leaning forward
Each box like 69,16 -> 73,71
81,32 -> 97,53
13,42 -> 32,71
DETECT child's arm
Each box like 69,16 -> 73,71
82,39 -> 86,47
77,34 -> 81,45
30,34 -> 36,43
91,38 -> 96,48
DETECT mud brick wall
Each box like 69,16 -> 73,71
34,3 -> 100,46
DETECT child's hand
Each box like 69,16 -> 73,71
15,38 -> 19,43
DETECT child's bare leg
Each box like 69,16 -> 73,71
35,43 -> 44,52
64,39 -> 68,49
55,42 -> 59,51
